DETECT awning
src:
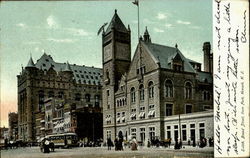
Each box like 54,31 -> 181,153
147,111 -> 152,117
121,117 -> 125,121
117,117 -> 120,122
130,114 -> 135,118
151,110 -> 155,115
142,112 -> 145,117
139,112 -> 145,117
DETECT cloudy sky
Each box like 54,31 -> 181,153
0,0 -> 212,127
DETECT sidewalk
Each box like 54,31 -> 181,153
126,145 -> 214,153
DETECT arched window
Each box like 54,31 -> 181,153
148,81 -> 154,98
58,91 -> 64,99
75,93 -> 81,101
185,82 -> 192,99
165,80 -> 173,97
139,84 -> 144,101
85,94 -> 91,102
48,91 -> 54,98
131,87 -> 136,103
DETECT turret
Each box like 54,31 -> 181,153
143,27 -> 151,43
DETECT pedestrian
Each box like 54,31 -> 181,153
107,137 -> 112,150
114,138 -> 118,150
131,138 -> 138,151
168,138 -> 171,148
147,139 -> 151,148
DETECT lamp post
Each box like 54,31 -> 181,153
178,104 -> 182,148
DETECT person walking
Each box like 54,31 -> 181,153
107,137 -> 112,150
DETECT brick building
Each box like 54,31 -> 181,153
17,53 -> 103,142
102,10 -> 213,145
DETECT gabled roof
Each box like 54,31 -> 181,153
26,57 -> 36,68
105,10 -> 128,34
33,53 -> 102,85
141,41 -> 196,73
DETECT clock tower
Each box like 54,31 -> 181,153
102,10 -> 131,140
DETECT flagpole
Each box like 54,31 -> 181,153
137,0 -> 140,42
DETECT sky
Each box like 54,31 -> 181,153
0,0 -> 212,127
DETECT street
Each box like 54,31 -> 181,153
1,146 -> 213,158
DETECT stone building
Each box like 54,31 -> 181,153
8,112 -> 18,141
102,10 -> 213,145
17,53 -> 103,142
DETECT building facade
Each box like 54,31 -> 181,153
17,53 -> 103,142
102,10 -> 213,145
8,112 -> 18,141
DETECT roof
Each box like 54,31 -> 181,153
141,41 -> 196,73
187,58 -> 201,64
34,53 -> 102,85
197,71 -> 213,83
105,10 -> 128,34
26,57 -> 36,68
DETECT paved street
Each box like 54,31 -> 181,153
1,146 -> 213,158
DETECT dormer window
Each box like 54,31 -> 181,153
172,53 -> 183,72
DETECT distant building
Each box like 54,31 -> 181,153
17,54 -> 103,142
0,127 -> 9,145
8,112 -> 18,141
102,10 -> 213,145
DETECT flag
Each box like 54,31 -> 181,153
132,0 -> 139,6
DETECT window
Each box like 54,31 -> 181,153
148,105 -> 155,118
166,104 -> 173,116
107,90 -> 110,96
165,80 -> 173,97
107,130 -> 111,139
121,112 -> 125,123
85,94 -> 91,102
182,124 -> 187,141
75,93 -> 81,101
148,81 -> 154,98
131,128 -> 137,139
58,91 -> 64,99
38,91 -> 44,111
137,66 -> 146,75
174,125 -> 178,141
95,95 -> 100,107
203,91 -> 210,100
140,128 -> 146,142
106,115 -> 111,124
149,127 -> 155,141
139,107 -> 145,119
130,109 -> 136,120
48,91 -> 54,98
185,104 -> 192,113
185,82 -> 192,99
199,123 -> 205,139
130,87 -> 136,103
166,126 -> 171,139
139,84 -> 144,101
117,113 -> 120,123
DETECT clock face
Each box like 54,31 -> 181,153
116,42 -> 130,60
104,44 -> 112,62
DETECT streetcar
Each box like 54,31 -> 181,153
44,133 -> 78,148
